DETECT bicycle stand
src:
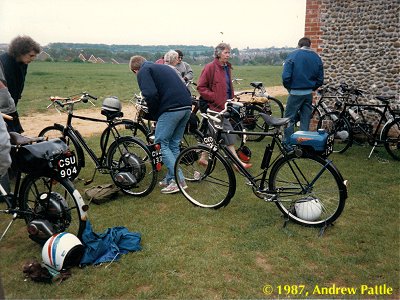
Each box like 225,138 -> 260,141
368,142 -> 378,158
0,212 -> 17,242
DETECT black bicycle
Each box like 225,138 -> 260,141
38,92 -> 159,196
174,100 -> 347,228
222,82 -> 285,143
1,132 -> 88,244
317,89 -> 399,159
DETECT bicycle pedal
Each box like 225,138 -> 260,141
245,179 -> 252,186
264,194 -> 277,202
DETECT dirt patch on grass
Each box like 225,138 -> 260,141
19,86 -> 287,138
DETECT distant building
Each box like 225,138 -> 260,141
78,53 -> 87,62
36,51 -> 53,61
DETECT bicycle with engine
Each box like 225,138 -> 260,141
38,92 -> 159,196
1,131 -> 88,244
174,100 -> 348,228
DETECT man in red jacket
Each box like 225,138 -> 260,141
197,43 -> 251,169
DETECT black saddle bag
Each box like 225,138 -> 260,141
14,138 -> 68,175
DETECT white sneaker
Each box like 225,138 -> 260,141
161,180 -> 180,194
160,179 -> 187,194
159,177 -> 169,187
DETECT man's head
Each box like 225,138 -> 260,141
129,55 -> 147,74
298,37 -> 311,48
175,50 -> 184,60
8,36 -> 40,64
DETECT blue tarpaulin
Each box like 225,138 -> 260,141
80,220 -> 142,266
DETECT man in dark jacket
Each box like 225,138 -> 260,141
129,55 -> 192,194
282,37 -> 324,146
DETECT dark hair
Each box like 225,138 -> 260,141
298,37 -> 311,48
175,50 -> 183,58
8,36 -> 40,58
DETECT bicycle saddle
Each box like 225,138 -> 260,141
259,113 -> 290,126
375,95 -> 395,103
9,132 -> 45,146
250,82 -> 264,89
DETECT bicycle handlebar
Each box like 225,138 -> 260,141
202,99 -> 243,123
48,92 -> 97,110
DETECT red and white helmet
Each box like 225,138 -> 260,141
42,232 -> 84,271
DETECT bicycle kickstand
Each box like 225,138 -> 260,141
368,142 -> 378,158
84,168 -> 98,185
0,212 -> 18,242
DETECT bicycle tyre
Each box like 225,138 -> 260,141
181,118 -> 204,149
317,112 -> 353,154
269,153 -> 347,227
264,97 -> 284,118
353,107 -> 386,145
106,136 -> 157,197
38,126 -> 83,178
382,117 -> 400,160
242,104 -> 268,142
100,119 -> 149,153
175,144 -> 236,209
19,175 -> 86,244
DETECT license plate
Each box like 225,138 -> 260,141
325,134 -> 334,156
148,143 -> 163,166
57,153 -> 78,179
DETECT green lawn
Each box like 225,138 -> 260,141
0,62 -> 399,299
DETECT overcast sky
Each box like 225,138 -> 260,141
0,0 -> 306,49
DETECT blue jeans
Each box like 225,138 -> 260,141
155,109 -> 191,183
283,93 -> 313,145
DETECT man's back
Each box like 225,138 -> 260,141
137,62 -> 191,119
282,48 -> 324,91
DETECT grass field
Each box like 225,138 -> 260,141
17,62 -> 285,116
0,62 -> 399,299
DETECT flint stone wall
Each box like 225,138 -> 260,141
306,0 -> 399,106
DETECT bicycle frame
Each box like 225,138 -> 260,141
341,102 -> 392,143
53,111 -> 123,170
205,121 -> 335,199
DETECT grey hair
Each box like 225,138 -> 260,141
164,50 -> 179,65
214,42 -> 231,58
129,55 -> 146,72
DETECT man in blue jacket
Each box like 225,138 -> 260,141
282,37 -> 324,147
129,55 -> 192,194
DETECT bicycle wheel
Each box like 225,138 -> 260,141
242,104 -> 268,142
39,126 -> 83,178
175,144 -> 236,209
181,114 -> 204,149
100,120 -> 149,152
383,118 -> 400,160
260,98 -> 285,132
106,136 -> 157,196
317,112 -> 353,153
353,107 -> 386,145
19,175 -> 86,244
269,154 -> 347,227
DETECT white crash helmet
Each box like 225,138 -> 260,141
42,232 -> 84,271
294,198 -> 322,221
